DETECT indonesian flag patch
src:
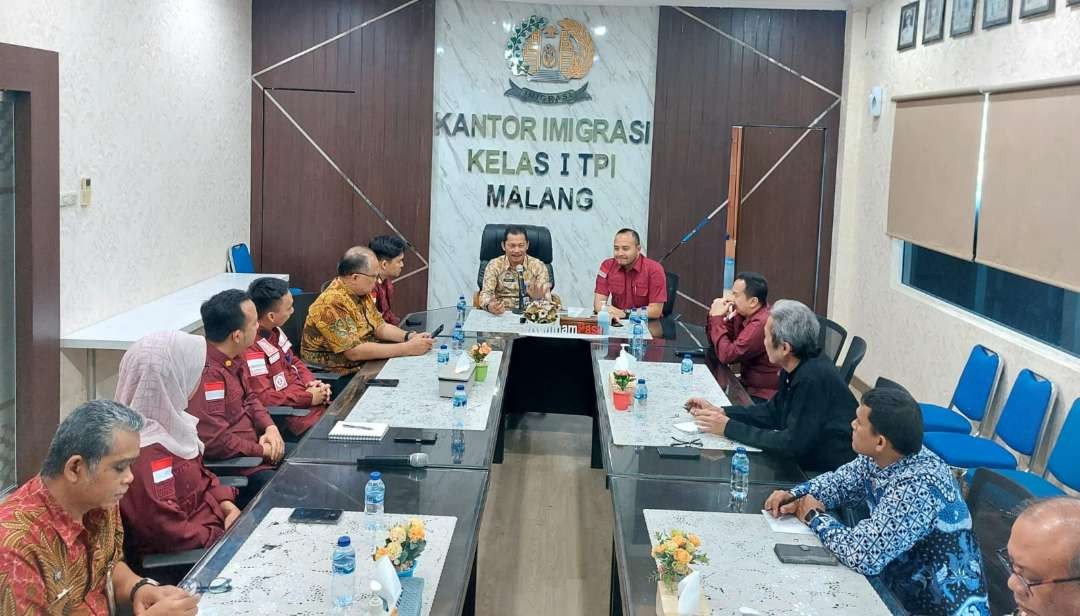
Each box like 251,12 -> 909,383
246,352 -> 269,376
204,381 -> 225,401
151,458 -> 173,484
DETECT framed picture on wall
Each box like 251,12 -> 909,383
1019,0 -> 1054,17
951,0 -> 977,36
898,1 -> 920,50
924,0 -> 947,42
983,0 -> 1013,28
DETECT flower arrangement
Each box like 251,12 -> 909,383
612,369 -> 636,392
467,341 -> 493,364
651,529 -> 708,592
373,518 -> 427,573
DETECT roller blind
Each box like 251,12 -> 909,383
977,85 -> 1080,293
886,96 -> 984,260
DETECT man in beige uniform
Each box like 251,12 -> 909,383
479,226 -> 551,314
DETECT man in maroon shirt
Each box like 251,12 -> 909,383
245,277 -> 331,438
189,289 -> 286,504
707,271 -> 780,402
593,228 -> 668,320
369,235 -> 408,326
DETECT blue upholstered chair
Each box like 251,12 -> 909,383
993,398 -> 1080,496
920,345 -> 1002,434
228,243 -> 302,294
925,369 -> 1055,473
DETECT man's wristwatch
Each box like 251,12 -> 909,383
130,577 -> 160,605
804,508 -> 826,524
404,331 -> 414,342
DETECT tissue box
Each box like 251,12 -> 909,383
438,363 -> 476,398
655,581 -> 710,615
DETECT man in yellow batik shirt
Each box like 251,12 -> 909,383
479,226 -> 551,315
301,246 -> 433,374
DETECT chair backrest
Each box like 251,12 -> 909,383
951,345 -> 1003,423
1045,398 -> 1080,490
837,336 -> 867,386
873,376 -> 908,393
966,468 -> 1027,616
662,271 -> 679,317
993,369 -> 1055,459
281,292 -> 320,349
816,315 -> 847,364
476,224 -> 555,290
228,243 -> 255,274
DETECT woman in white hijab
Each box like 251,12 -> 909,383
117,331 -> 241,558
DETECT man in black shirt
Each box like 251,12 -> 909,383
687,299 -> 857,472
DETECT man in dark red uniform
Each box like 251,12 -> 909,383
189,289 -> 285,504
245,277 -> 331,438
593,228 -> 667,320
707,271 -> 780,402
369,235 -> 408,326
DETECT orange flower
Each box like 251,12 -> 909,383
652,544 -> 665,555
674,535 -> 687,547
408,525 -> 426,542
688,534 -> 701,547
675,549 -> 691,564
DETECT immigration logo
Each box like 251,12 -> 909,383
504,16 -> 595,105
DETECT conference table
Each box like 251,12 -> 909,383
181,306 -> 899,615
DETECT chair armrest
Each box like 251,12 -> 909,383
218,475 -> 249,488
310,371 -> 342,382
267,406 -> 311,417
204,456 -> 262,471
142,548 -> 207,570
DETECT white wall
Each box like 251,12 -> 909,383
832,0 -> 1080,477
0,0 -> 252,415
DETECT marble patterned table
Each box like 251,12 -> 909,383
196,508 -> 457,616
643,509 -> 892,615
340,352 -> 504,431
597,359 -> 758,451
461,306 -> 651,340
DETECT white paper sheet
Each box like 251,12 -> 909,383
761,511 -> 815,535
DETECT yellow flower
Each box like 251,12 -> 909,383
675,549 -> 691,564
652,543 -> 665,555
409,518 -> 424,530
389,526 -> 406,542
664,541 -> 678,554
674,535 -> 687,547
688,534 -> 701,547
387,542 -> 403,561
673,562 -> 690,576
408,525 -> 426,542
685,543 -> 696,554
670,529 -> 684,538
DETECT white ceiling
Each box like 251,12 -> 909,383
500,0 -> 859,11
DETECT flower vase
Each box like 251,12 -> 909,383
396,559 -> 417,578
473,361 -> 488,382
612,389 -> 632,411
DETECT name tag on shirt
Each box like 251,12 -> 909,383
246,352 -> 269,376
151,458 -> 173,484
205,381 -> 225,401
278,330 -> 293,353
273,372 -> 288,391
267,351 -> 281,365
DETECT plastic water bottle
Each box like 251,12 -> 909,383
364,471 -> 385,531
453,384 -> 468,411
330,535 -> 356,608
631,311 -> 644,344
451,428 -> 465,465
437,344 -> 449,365
680,354 -> 694,395
451,322 -> 465,355
730,447 -> 750,503
456,295 -> 467,322
633,378 -> 648,411
597,302 -> 611,336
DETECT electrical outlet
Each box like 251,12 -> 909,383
79,177 -> 92,207
60,192 -> 77,208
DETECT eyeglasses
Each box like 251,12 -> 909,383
351,271 -> 379,280
996,547 -> 1080,594
670,436 -> 703,448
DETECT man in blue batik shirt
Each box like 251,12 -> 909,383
765,387 -> 990,615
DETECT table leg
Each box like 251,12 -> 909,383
591,413 -> 603,470
462,553 -> 477,616
86,348 -> 97,400
609,537 -> 623,616
493,409 -> 506,465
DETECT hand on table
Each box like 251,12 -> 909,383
134,584 -> 199,616
792,494 -> 826,523
684,397 -> 722,414
486,300 -> 506,315
404,332 -> 434,355
692,409 -> 730,436
764,490 -> 798,518
607,306 -> 627,320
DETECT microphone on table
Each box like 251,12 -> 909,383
514,264 -> 527,314
355,452 -> 429,469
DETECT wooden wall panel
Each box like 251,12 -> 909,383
648,7 -> 845,316
252,0 -> 435,315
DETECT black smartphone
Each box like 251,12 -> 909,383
430,324 -> 445,338
288,508 -> 343,524
404,316 -> 422,326
366,379 -> 399,387
657,446 -> 701,460
392,429 -> 438,444
773,543 -> 838,566
610,317 -> 622,327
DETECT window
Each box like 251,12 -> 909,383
902,242 -> 1080,358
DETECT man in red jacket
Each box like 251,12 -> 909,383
369,235 -> 408,326
707,272 -> 780,402
245,277 -> 331,438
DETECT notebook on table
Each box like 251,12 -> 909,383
328,421 -> 389,441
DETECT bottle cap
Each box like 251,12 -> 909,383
440,344 -> 448,349
736,447 -> 747,454
370,471 -> 382,480
456,384 -> 465,390
637,378 -> 645,384
337,535 -> 351,547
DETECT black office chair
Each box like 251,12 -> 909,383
280,291 -> 343,383
817,315 -> 847,363
476,223 -> 555,290
662,271 -> 679,317
967,468 -> 1032,616
837,336 -> 867,386
874,376 -> 909,392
